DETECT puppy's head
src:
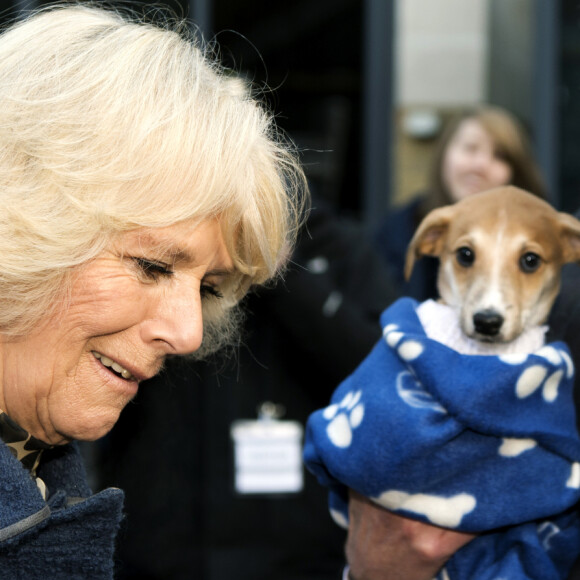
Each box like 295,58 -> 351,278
405,186 -> 580,343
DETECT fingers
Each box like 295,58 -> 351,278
345,489 -> 476,580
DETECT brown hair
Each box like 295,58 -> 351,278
422,106 -> 547,217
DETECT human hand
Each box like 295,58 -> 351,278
345,489 -> 476,580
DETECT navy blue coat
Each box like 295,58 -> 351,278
374,195 -> 439,302
0,441 -> 123,579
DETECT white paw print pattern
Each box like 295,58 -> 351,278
383,323 -> 424,361
374,489 -> 477,528
498,437 -> 537,457
567,462 -> 580,489
537,521 -> 561,550
396,371 -> 447,414
501,346 -> 574,402
384,323 -> 447,413
323,390 -> 365,448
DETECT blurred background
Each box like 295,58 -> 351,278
2,1 -> 580,578
2,0 -> 579,219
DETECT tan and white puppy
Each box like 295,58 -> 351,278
405,186 -> 580,345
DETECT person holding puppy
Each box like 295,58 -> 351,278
375,105 -> 547,302
305,187 -> 580,579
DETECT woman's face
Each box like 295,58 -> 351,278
0,219 -> 234,445
441,118 -> 513,202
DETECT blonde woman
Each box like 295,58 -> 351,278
0,4 -> 306,577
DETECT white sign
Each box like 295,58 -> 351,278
231,419 -> 304,495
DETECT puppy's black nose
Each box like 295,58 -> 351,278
473,310 -> 504,336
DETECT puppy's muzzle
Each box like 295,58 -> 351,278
473,309 -> 504,337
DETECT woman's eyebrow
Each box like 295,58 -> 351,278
136,238 -> 196,264
166,249 -> 236,282
170,250 -> 235,273
204,269 -> 235,283
164,248 -> 195,264
136,235 -> 235,273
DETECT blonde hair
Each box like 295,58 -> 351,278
0,4 -> 307,351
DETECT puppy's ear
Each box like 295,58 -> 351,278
558,211 -> 580,263
404,205 -> 454,281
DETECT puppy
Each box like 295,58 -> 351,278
304,185 -> 580,579
405,186 -> 580,352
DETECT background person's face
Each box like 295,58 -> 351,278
441,118 -> 513,202
0,219 -> 233,445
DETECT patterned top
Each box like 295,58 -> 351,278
0,410 -> 52,498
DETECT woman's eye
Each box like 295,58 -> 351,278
456,246 -> 475,268
520,252 -> 542,273
462,142 -> 478,154
494,149 -> 509,162
200,284 -> 224,300
132,258 -> 174,281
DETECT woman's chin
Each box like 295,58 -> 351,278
53,413 -> 121,444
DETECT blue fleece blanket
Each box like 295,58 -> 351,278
303,298 -> 580,579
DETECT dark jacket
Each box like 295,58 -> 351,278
550,264 -> 580,580
0,441 -> 123,579
374,195 -> 439,302
96,201 -> 399,580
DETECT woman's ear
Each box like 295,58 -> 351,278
404,205 -> 455,281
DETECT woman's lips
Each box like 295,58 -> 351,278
92,351 -> 135,381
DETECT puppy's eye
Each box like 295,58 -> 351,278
456,246 -> 475,267
520,252 -> 541,273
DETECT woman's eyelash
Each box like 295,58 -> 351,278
201,284 -> 223,300
132,257 -> 174,280
131,257 -> 223,298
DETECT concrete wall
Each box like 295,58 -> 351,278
391,0 -> 535,205
395,0 -> 489,107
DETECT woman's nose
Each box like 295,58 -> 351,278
471,148 -> 497,172
141,287 -> 204,355
470,151 -> 489,170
